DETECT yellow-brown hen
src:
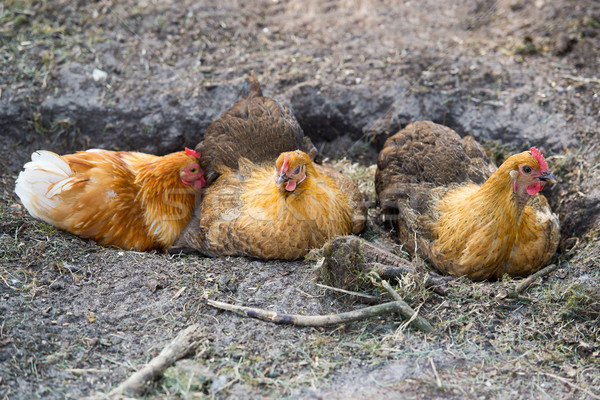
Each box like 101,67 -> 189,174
175,150 -> 366,260
15,148 -> 205,251
172,72 -> 366,259
375,121 -> 560,281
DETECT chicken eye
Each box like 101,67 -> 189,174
293,166 -> 301,174
189,167 -> 197,174
522,166 -> 532,174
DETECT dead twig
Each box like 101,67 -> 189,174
429,358 -> 443,387
542,372 -> 600,400
379,279 -> 434,332
109,324 -> 204,397
564,74 -> 600,86
315,282 -> 380,304
65,368 -> 110,375
507,263 -> 560,298
207,299 -> 431,331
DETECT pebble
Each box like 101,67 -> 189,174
92,68 -> 108,82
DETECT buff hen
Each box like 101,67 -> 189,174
375,121 -> 560,281
15,148 -> 205,251
174,150 -> 366,259
171,72 -> 366,258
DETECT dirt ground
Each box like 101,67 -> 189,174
1,0 -> 600,399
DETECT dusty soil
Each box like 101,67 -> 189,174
1,0 -> 600,399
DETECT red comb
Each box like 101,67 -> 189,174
185,147 -> 201,159
530,147 -> 548,171
281,153 -> 290,173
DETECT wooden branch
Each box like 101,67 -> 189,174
109,324 -> 204,397
564,74 -> 600,86
507,263 -> 560,298
315,283 -> 380,304
207,299 -> 431,331
380,280 -> 434,332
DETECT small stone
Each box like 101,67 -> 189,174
145,279 -> 162,293
92,68 -> 108,82
210,375 -> 229,393
50,281 -> 65,291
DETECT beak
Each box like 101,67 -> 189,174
538,171 -> 557,184
276,173 -> 288,188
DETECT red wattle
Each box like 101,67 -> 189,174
526,182 -> 543,195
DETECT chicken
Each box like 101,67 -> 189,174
15,148 -> 206,251
171,71 -> 366,259
174,149 -> 366,259
375,121 -> 560,281
195,70 -> 319,185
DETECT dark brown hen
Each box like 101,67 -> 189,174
375,121 -> 559,281
196,71 -> 318,185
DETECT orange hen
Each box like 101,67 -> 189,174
174,150 -> 366,260
15,148 -> 206,251
375,121 -> 560,281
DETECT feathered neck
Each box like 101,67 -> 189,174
136,152 -> 190,189
477,160 -> 528,225
133,152 -> 199,213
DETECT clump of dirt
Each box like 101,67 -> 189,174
318,236 -> 370,292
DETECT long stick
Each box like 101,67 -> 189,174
564,74 -> 600,86
109,324 -> 204,396
315,283 -> 380,304
207,299 -> 430,331
380,280 -> 434,332
508,263 -> 560,298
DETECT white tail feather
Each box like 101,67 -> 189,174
15,151 -> 75,221
30,150 -> 72,176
